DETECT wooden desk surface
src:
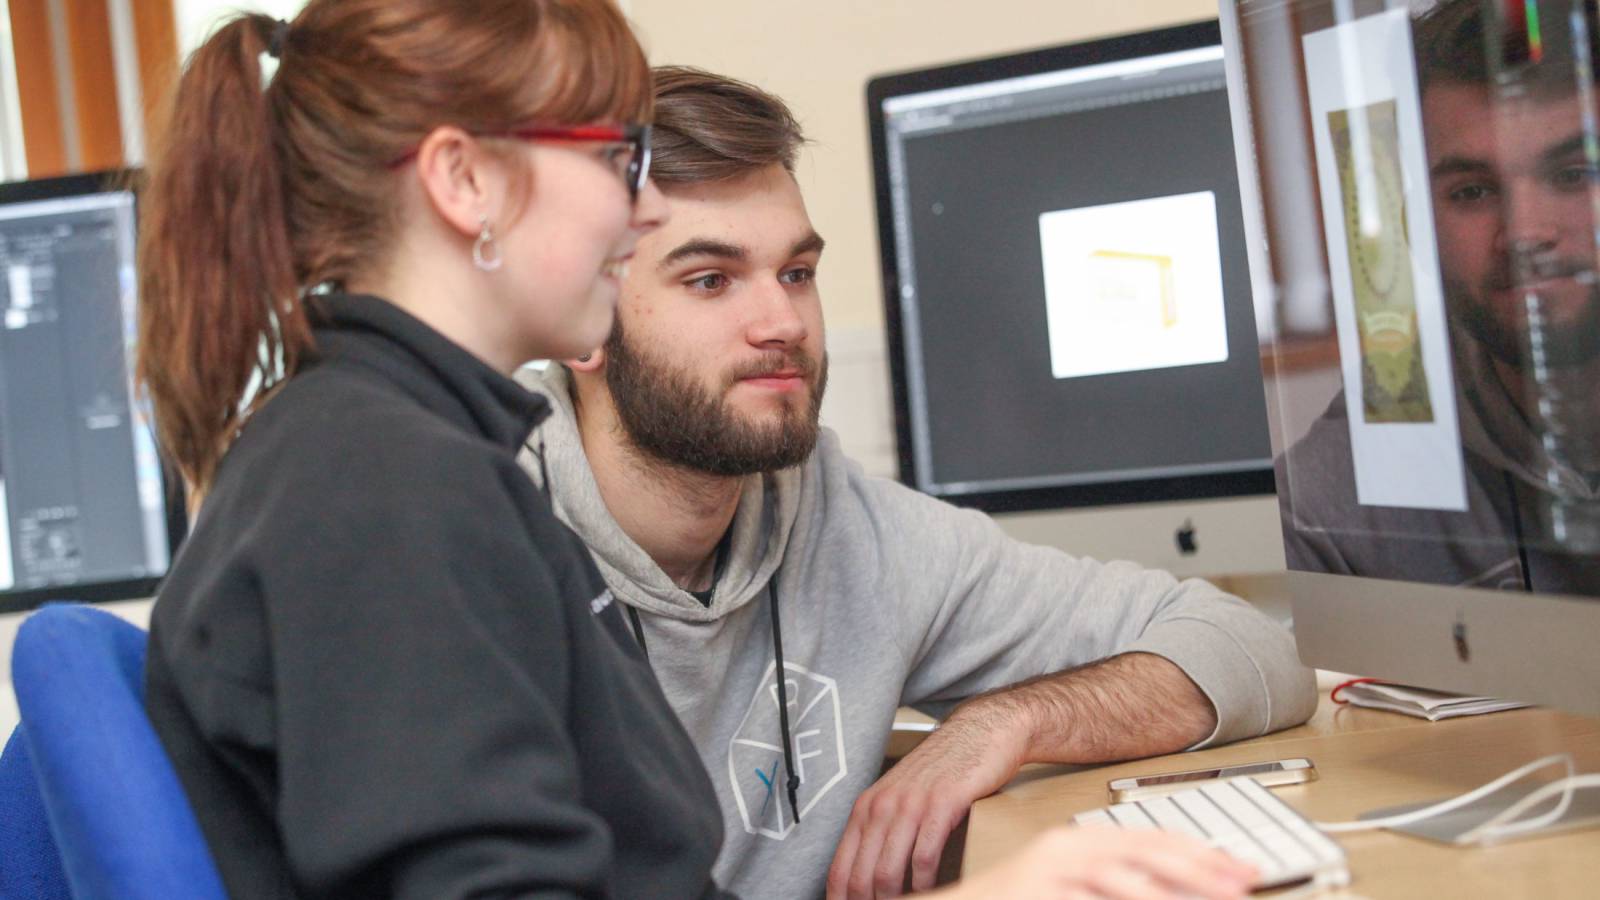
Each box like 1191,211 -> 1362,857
964,673 -> 1600,898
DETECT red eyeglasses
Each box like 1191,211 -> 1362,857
389,123 -> 652,202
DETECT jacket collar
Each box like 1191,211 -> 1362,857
308,293 -> 550,453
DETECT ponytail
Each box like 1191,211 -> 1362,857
137,13 -> 307,493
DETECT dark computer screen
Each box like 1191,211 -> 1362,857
868,21 -> 1275,512
0,171 -> 183,612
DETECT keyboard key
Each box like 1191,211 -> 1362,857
1234,779 -> 1345,863
1141,795 -> 1205,839
1074,808 -> 1115,828
1202,781 -> 1278,834
1171,790 -> 1243,840
1107,802 -> 1158,829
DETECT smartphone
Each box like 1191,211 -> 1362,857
1108,758 -> 1317,802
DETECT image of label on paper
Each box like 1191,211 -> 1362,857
1330,99 -> 1435,424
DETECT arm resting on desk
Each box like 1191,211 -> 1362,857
963,650 -> 1217,764
828,652 -> 1215,898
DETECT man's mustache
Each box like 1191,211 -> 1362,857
1485,248 -> 1595,291
724,351 -> 820,386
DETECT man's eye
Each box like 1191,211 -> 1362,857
1446,182 -> 1497,203
780,267 -> 815,286
1552,165 -> 1598,189
687,273 -> 728,292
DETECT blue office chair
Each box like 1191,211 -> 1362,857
0,723 -> 70,899
9,604 -> 227,900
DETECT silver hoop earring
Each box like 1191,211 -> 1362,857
473,214 -> 503,272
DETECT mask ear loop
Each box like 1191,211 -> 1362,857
473,214 -> 503,272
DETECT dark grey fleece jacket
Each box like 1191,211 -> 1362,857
147,295 -> 729,899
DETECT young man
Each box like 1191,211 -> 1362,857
1280,0 -> 1600,594
519,67 -> 1316,899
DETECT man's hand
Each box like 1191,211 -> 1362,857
931,827 -> 1255,900
827,653 -> 1217,899
826,703 -> 1030,898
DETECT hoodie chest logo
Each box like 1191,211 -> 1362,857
727,661 -> 847,840
587,589 -> 614,616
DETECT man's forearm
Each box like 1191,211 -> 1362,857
948,652 -> 1217,764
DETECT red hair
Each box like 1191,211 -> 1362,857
137,0 -> 651,491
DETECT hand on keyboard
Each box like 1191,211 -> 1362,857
1073,777 -> 1351,893
933,825 -> 1256,900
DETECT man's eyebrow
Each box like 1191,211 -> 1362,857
1430,156 -> 1493,178
1539,133 -> 1589,166
791,231 -> 826,258
658,238 -> 746,270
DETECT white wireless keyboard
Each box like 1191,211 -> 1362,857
1072,777 -> 1351,892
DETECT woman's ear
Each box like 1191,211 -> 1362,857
411,126 -> 501,238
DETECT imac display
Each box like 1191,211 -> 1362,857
1226,0 -> 1600,714
867,20 -> 1276,514
0,171 -> 184,613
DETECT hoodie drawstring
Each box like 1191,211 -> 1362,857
1503,470 -> 1534,592
626,605 -> 650,661
523,437 -> 552,495
622,580 -> 801,827
769,581 -> 802,826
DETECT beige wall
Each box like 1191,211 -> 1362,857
626,0 -> 1221,331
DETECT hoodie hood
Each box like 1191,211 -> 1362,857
515,363 -> 804,623
1451,325 -> 1600,504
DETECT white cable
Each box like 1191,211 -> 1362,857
1312,754 -> 1574,834
1460,774 -> 1600,845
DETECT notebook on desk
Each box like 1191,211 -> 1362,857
1338,681 -> 1530,721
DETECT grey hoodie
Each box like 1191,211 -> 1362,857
519,365 -> 1316,899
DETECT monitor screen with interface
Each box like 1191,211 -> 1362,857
866,19 -> 1275,515
0,171 -> 183,613
1227,0 -> 1600,715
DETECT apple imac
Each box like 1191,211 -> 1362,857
1223,0 -> 1600,715
866,20 -> 1283,574
0,170 -> 185,615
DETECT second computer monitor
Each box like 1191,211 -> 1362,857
867,20 -> 1274,514
0,171 -> 184,613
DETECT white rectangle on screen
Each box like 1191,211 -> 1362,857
1040,191 -> 1229,381
1303,9 -> 1467,511
7,265 -> 30,310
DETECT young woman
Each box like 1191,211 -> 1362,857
136,2 -> 726,896
134,2 -> 1253,898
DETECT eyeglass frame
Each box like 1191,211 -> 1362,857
387,122 -> 652,203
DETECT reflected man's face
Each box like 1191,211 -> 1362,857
1423,80 -> 1600,368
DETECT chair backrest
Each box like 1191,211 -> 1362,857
0,724 -> 70,899
11,605 -> 226,900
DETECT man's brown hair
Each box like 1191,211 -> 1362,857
1415,0 -> 1600,91
648,66 -> 807,187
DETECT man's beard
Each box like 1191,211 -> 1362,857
1448,264 -> 1600,370
603,319 -> 829,476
